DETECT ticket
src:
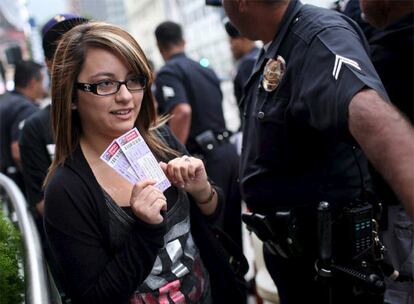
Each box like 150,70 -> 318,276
115,128 -> 171,191
100,140 -> 139,184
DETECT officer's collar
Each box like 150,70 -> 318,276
11,90 -> 24,96
263,41 -> 272,52
252,0 -> 303,75
169,52 -> 186,61
11,90 -> 30,100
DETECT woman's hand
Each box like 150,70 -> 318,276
160,156 -> 218,215
160,155 -> 208,193
130,180 -> 167,224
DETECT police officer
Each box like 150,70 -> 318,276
154,21 -> 243,250
359,1 -> 414,302
0,60 -> 44,192
218,0 -> 414,303
20,13 -> 88,219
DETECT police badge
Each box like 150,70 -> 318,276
262,55 -> 286,92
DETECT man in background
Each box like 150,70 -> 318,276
359,1 -> 414,302
339,0 -> 378,40
0,60 -> 44,192
224,19 -> 260,155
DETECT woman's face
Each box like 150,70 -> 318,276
75,47 -> 145,140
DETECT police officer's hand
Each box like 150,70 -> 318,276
160,155 -> 209,195
130,179 -> 167,224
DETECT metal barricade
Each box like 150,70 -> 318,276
0,173 -> 52,304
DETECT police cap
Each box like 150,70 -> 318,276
42,13 -> 88,60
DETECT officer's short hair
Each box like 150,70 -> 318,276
14,60 -> 43,88
155,21 -> 183,50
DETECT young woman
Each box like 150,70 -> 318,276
44,22 -> 223,303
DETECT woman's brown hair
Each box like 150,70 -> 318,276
45,22 -> 179,185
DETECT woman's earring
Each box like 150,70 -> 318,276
71,103 -> 77,110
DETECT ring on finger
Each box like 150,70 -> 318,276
183,156 -> 191,162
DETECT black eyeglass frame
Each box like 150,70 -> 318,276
75,76 -> 147,96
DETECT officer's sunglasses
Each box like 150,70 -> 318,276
75,75 -> 147,96
205,0 -> 222,6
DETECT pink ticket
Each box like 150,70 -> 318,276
115,128 -> 171,191
100,140 -> 139,184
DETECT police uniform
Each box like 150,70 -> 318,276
239,0 -> 388,303
155,53 -> 243,249
369,12 -> 414,304
234,46 -> 260,128
234,47 -> 260,107
20,105 -> 54,209
0,91 -> 39,192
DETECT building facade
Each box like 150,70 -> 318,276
70,0 -> 128,29
124,0 -> 167,69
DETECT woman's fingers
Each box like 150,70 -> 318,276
130,179 -> 167,224
133,179 -> 156,192
187,159 -> 197,180
180,156 -> 195,183
160,156 -> 209,193
161,155 -> 200,187
150,198 -> 167,224
142,186 -> 163,202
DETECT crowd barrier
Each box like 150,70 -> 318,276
0,173 -> 55,304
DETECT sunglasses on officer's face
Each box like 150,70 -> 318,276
205,0 -> 222,6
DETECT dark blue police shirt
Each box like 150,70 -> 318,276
19,105 -> 54,208
154,53 -> 226,141
234,47 -> 260,106
0,91 -> 38,172
240,0 -> 388,214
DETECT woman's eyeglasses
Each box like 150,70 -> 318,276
76,75 -> 147,96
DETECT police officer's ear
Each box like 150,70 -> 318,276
45,58 -> 53,72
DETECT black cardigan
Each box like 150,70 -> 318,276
44,126 -> 229,303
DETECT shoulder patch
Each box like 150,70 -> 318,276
162,86 -> 175,99
333,54 -> 361,80
18,119 -> 26,130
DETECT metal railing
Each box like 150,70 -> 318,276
0,173 -> 52,304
